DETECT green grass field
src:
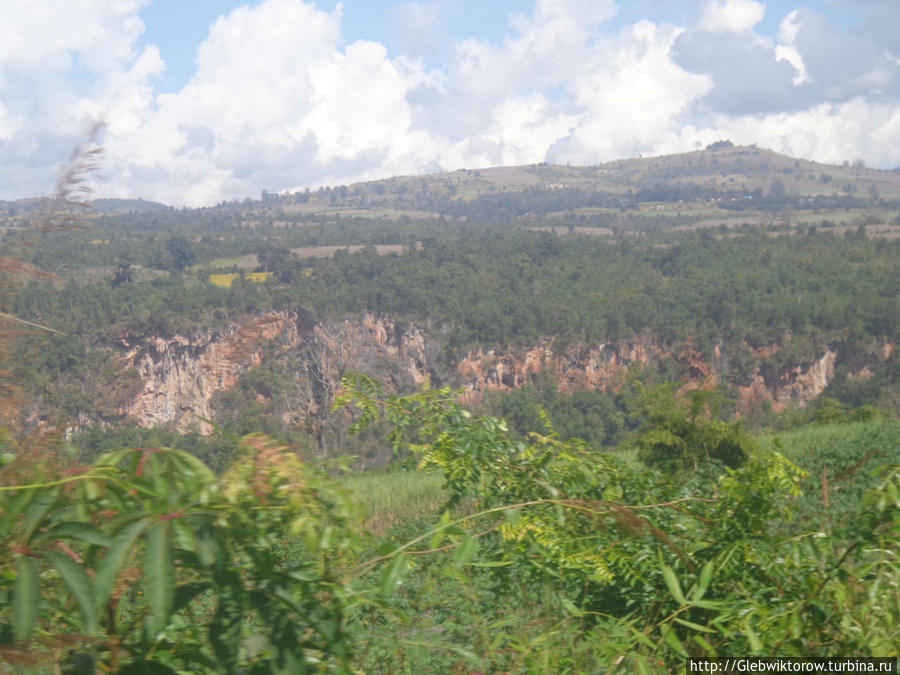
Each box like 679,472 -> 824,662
340,469 -> 447,534
758,419 -> 900,529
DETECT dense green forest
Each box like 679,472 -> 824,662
1,147 -> 898,672
13,226 -> 898,346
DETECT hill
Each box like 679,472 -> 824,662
264,144 -> 900,220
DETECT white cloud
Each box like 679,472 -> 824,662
708,99 -> 900,168
0,0 -> 153,197
549,21 -> 711,163
698,0 -> 766,33
97,0 -> 447,204
2,0 -> 900,206
775,11 -> 808,84
482,95 -> 581,167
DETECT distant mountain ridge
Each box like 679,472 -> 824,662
4,145 -> 898,212
273,144 -> 900,208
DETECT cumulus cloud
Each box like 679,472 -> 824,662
548,21 -> 711,164
789,8 -> 900,102
672,26 -> 803,114
99,0 -> 445,204
2,0 -> 900,206
697,0 -> 765,33
0,0 -> 154,196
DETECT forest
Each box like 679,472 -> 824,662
0,145 -> 898,672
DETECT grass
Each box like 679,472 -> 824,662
758,419 -> 900,529
339,469 -> 447,534
758,419 -> 899,464
199,254 -> 259,270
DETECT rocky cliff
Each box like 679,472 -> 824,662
113,309 -> 892,432
118,310 -> 433,434
455,338 -> 889,414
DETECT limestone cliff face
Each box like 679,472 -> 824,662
362,315 -> 430,384
456,340 -> 658,403
121,311 -> 300,433
737,348 -> 837,413
119,310 -> 432,434
455,339 -> 878,414
116,308 -> 889,431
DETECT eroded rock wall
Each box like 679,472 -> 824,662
119,311 -> 432,434
115,308 -> 890,432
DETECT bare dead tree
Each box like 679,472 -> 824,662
283,322 -> 351,456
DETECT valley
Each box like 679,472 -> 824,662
2,145 -> 898,672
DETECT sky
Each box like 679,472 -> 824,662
1,0 -> 899,207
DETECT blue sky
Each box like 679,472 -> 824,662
1,0 -> 898,206
138,0 -> 863,91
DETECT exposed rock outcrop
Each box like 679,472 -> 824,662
113,308 -> 891,432
119,310 -> 432,434
737,348 -> 837,413
455,340 -> 880,414
121,311 -> 300,433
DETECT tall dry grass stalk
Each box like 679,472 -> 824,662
0,123 -> 104,438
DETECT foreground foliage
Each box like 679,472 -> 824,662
1,387 -> 898,673
341,377 -> 900,672
0,436 -> 360,673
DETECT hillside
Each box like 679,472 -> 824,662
263,143 -> 900,224
2,143 -> 900,673
1,143 -> 897,456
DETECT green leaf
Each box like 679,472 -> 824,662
94,519 -> 151,614
693,634 -> 717,655
144,521 -> 175,639
119,661 -> 180,674
429,511 -> 452,549
13,556 -> 40,640
167,449 -> 216,486
744,620 -> 763,652
627,625 -> 657,650
693,560 -> 713,601
380,554 -> 407,598
789,610 -> 802,640
660,563 -> 686,605
662,625 -> 688,657
7,488 -> 37,523
22,492 -> 56,543
44,551 -> 97,634
636,656 -> 652,675
173,582 -> 212,613
452,534 -> 478,569
209,570 -> 244,670
674,617 -> 714,633
35,521 -> 111,547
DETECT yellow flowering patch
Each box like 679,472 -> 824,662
208,271 -> 273,287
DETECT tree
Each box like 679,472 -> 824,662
627,384 -> 754,473
111,262 -> 134,287
164,235 -> 196,271
769,179 -> 787,199
281,313 -> 351,456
